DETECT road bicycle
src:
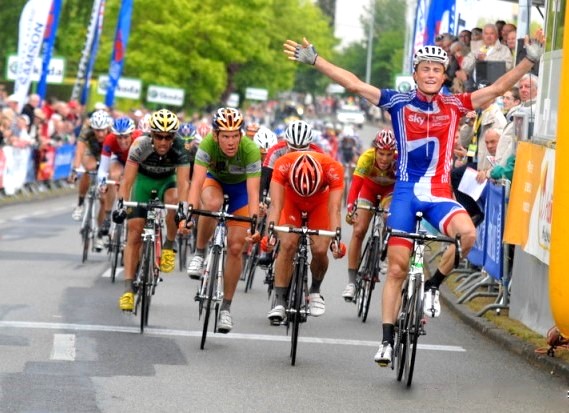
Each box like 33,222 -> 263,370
105,179 -> 125,283
241,192 -> 271,293
121,192 -> 180,333
351,195 -> 386,322
264,239 -> 280,301
382,212 -> 461,386
79,170 -> 100,263
187,195 -> 256,350
269,213 -> 341,366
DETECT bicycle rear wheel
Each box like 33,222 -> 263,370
356,239 -> 372,316
361,238 -> 381,322
404,280 -> 423,387
201,247 -> 220,350
290,257 -> 307,366
81,201 -> 92,263
110,223 -> 123,283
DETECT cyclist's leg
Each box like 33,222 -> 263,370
120,216 -> 144,310
101,160 -> 124,234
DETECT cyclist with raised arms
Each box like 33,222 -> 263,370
284,31 -> 544,366
265,151 -> 346,323
69,109 -> 112,251
186,107 -> 261,333
115,109 -> 190,311
342,129 -> 397,301
97,116 -> 143,235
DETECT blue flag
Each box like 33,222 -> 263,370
81,4 -> 106,105
425,0 -> 456,45
105,0 -> 134,108
37,0 -> 62,105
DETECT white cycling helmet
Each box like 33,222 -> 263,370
253,126 -> 278,151
284,120 -> 312,149
90,110 -> 111,130
413,46 -> 449,70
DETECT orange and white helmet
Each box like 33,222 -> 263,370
212,107 -> 244,131
289,153 -> 322,197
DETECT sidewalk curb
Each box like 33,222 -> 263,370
440,285 -> 569,383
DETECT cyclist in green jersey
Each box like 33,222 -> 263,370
186,107 -> 262,333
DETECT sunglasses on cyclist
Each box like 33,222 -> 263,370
152,132 -> 175,141
116,134 -> 131,139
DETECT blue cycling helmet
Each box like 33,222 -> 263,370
178,122 -> 197,140
112,116 -> 135,135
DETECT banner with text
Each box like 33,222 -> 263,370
14,0 -> 52,111
146,85 -> 185,106
6,55 -> 64,84
37,0 -> 62,103
97,75 -> 141,100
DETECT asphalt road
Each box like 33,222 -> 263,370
1,183 -> 568,411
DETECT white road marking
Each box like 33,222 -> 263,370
50,333 -> 76,361
0,320 -> 465,352
101,267 -> 124,278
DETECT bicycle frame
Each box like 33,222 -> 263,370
269,213 -> 340,365
382,212 -> 461,387
122,195 -> 178,333
187,195 -> 256,350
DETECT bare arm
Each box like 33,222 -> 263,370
327,188 -> 343,231
267,181 -> 285,226
187,164 -> 207,208
175,165 -> 190,203
120,161 -> 138,201
283,37 -> 381,106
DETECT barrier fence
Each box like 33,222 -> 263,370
0,144 -> 76,196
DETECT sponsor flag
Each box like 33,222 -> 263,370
412,0 -> 430,61
105,0 -> 134,108
424,0 -> 456,44
37,0 -> 62,104
71,0 -> 106,104
81,2 -> 106,105
14,0 -> 52,112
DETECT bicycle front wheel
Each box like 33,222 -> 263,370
201,247 -> 220,350
177,233 -> 188,272
110,223 -> 123,283
139,240 -> 154,333
81,202 -> 92,263
395,285 -> 410,381
290,257 -> 307,366
404,280 -> 423,387
244,244 -> 259,293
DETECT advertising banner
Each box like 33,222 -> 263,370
467,213 -> 486,267
483,182 -> 505,280
14,0 -> 52,111
504,142 -> 553,264
147,85 -> 185,106
37,0 -> 62,102
52,144 -> 76,181
1,147 -> 32,195
6,55 -> 64,84
97,76 -> 141,100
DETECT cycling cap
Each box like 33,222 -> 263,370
90,110 -> 111,130
150,109 -> 179,133
289,153 -> 323,197
212,107 -> 244,131
112,116 -> 135,135
178,122 -> 197,139
253,126 -> 278,151
373,129 -> 396,151
284,120 -> 313,149
413,46 -> 449,70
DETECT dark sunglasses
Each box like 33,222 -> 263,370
152,133 -> 175,141
116,134 -> 131,139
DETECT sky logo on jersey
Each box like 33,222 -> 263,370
408,113 -> 426,126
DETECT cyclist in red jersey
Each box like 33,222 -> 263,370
97,116 -> 143,236
265,151 -> 346,323
342,129 -> 396,301
284,31 -> 544,366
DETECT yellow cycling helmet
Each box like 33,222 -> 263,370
150,109 -> 179,133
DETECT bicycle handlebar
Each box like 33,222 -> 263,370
187,205 -> 257,234
269,222 -> 341,240
381,228 -> 462,267
122,199 -> 179,211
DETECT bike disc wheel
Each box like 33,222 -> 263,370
290,258 -> 306,366
404,282 -> 422,387
201,248 -> 220,350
